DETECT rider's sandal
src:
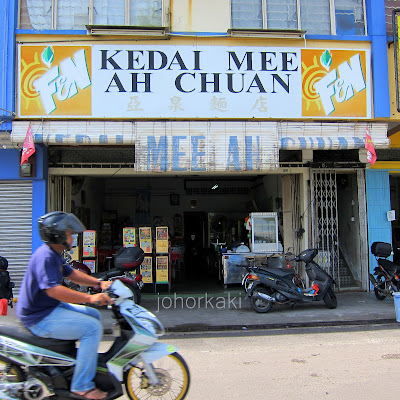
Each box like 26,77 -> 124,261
72,388 -> 108,400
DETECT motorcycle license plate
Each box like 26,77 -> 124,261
246,282 -> 254,291
137,280 -> 144,290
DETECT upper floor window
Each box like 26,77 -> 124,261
19,0 -> 165,30
231,0 -> 366,35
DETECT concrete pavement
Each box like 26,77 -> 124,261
3,290 -> 399,333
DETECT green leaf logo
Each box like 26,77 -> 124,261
41,46 -> 54,68
320,50 -> 332,71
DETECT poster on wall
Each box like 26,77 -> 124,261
156,227 -> 168,253
67,233 -> 80,261
139,227 -> 152,253
82,230 -> 96,257
83,259 -> 96,273
156,256 -> 169,283
140,256 -> 153,283
123,227 -> 136,247
17,44 -> 371,120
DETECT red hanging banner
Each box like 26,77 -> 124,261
20,125 -> 36,166
365,126 -> 377,165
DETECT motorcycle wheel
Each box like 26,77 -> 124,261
125,352 -> 190,400
323,287 -> 337,309
374,287 -> 387,300
0,355 -> 24,383
374,276 -> 387,300
250,288 -> 273,313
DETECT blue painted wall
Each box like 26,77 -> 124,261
0,146 -> 48,252
366,0 -> 391,118
0,0 -> 17,131
366,170 -> 392,279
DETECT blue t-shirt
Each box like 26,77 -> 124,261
16,243 -> 73,327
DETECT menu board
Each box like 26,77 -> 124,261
156,226 -> 168,253
82,230 -> 96,257
156,256 -> 169,283
140,256 -> 153,283
123,227 -> 136,247
139,227 -> 152,253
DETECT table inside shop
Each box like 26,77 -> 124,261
221,252 -> 271,287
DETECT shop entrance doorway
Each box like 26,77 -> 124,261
183,212 -> 208,281
311,169 -> 367,290
47,171 -> 284,291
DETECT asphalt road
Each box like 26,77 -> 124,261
103,325 -> 400,400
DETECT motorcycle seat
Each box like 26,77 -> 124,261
378,258 -> 400,274
92,268 -> 124,279
258,267 -> 294,278
0,319 -> 76,356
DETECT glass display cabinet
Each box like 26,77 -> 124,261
250,212 -> 279,253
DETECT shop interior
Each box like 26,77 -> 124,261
66,174 -> 283,290
52,169 -> 364,292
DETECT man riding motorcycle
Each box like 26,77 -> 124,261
16,211 -> 113,400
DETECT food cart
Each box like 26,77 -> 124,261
221,212 -> 281,286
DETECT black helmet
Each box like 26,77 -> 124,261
0,256 -> 8,270
38,212 -> 86,248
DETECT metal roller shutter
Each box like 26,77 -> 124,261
0,181 -> 32,296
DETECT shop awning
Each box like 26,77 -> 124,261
10,120 -> 389,149
9,120 -> 389,172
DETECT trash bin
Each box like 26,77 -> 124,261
393,292 -> 400,322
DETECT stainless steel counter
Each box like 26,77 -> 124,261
221,253 -> 270,286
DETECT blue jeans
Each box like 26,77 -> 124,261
28,302 -> 103,393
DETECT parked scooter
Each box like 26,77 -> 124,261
242,248 -> 337,313
62,248 -> 143,305
0,278 -> 190,400
369,241 -> 400,300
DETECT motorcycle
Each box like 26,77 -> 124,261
0,278 -> 190,400
62,248 -> 143,305
369,241 -> 400,300
242,248 -> 337,313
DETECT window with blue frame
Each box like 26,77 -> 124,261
19,0 -> 165,30
231,0 -> 366,35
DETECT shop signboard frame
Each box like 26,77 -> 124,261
18,44 -> 371,120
